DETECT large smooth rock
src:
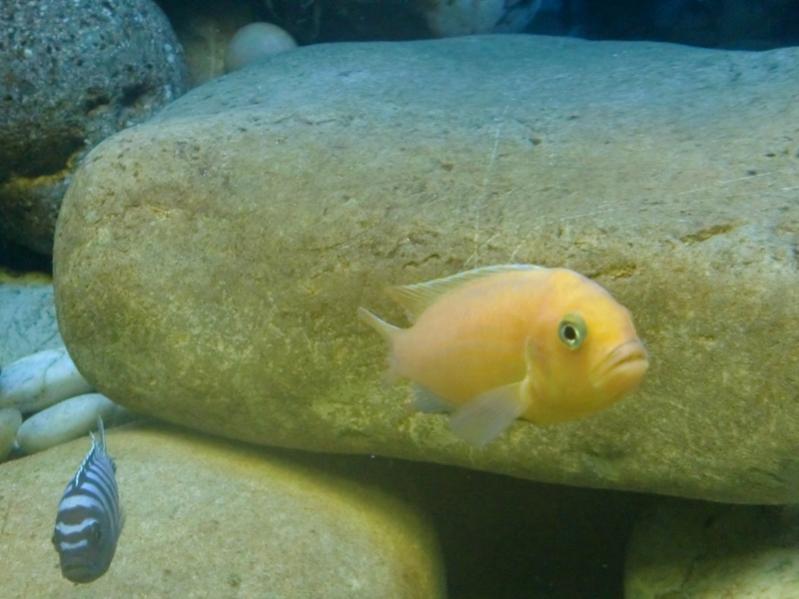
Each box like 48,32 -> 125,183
54,36 -> 799,503
0,0 -> 186,254
625,499 -> 799,598
0,424 -> 444,598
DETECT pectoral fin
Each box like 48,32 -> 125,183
411,385 -> 455,414
449,382 -> 529,447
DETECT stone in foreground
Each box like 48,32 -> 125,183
0,424 -> 444,598
54,35 -> 799,503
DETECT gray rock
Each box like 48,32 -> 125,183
0,408 -> 22,461
626,499 -> 799,598
0,0 -> 187,254
16,392 -> 118,454
53,36 -> 799,503
0,423 -> 445,597
0,272 -> 62,366
0,348 -> 92,413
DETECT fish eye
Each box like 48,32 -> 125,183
558,313 -> 587,350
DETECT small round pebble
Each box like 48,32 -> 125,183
16,393 -> 118,455
224,22 -> 297,73
0,347 -> 93,413
0,408 -> 22,462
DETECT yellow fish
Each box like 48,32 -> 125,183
358,264 -> 648,446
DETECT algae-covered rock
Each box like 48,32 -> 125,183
54,35 -> 799,503
0,424 -> 443,598
625,499 -> 799,598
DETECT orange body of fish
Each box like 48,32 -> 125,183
358,264 -> 649,446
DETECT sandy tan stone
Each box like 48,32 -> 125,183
0,423 -> 443,598
54,36 -> 799,503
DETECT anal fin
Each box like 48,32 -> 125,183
449,382 -> 529,447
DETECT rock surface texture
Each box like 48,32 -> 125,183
0,424 -> 444,598
0,0 -> 186,254
54,36 -> 799,503
0,273 -> 62,365
626,499 -> 799,598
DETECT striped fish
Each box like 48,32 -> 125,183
52,417 -> 123,583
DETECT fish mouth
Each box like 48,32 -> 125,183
590,340 -> 649,390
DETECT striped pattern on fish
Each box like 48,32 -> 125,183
52,417 -> 122,583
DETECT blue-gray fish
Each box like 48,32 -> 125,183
52,417 -> 122,583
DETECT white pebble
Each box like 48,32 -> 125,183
16,393 -> 118,455
0,408 -> 22,461
224,22 -> 296,73
0,348 -> 93,414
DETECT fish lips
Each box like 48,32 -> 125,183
590,339 -> 649,395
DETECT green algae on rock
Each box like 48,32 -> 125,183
54,35 -> 799,503
0,423 -> 443,598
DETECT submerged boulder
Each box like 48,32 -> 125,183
0,423 -> 443,597
54,35 -> 799,503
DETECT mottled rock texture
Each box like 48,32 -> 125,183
0,0 -> 186,254
0,272 -> 62,365
626,499 -> 799,598
0,423 -> 444,598
54,36 -> 799,503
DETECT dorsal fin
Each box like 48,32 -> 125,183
95,415 -> 107,453
386,264 -> 542,322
